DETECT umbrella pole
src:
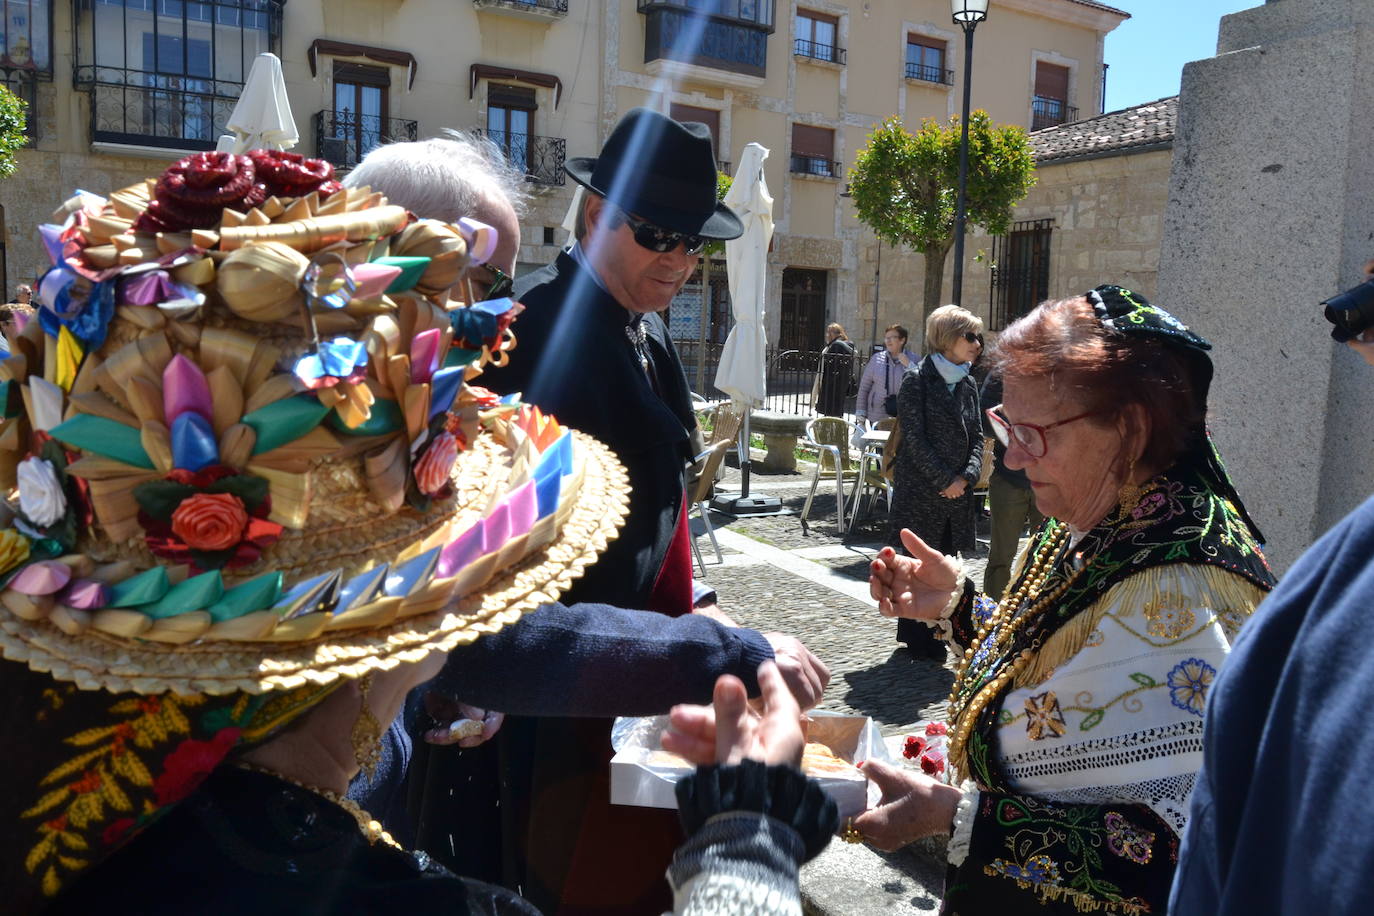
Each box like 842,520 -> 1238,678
739,408 -> 751,499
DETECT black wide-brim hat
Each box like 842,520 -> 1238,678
566,107 -> 744,241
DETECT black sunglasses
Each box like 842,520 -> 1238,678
962,331 -> 984,346
484,264 -> 514,300
619,211 -> 707,256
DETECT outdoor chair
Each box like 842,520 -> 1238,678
847,417 -> 896,533
798,416 -> 859,530
687,438 -> 733,574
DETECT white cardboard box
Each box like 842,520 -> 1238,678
609,711 -> 889,821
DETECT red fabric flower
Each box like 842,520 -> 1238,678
924,721 -> 948,737
152,727 -> 241,807
919,751 -> 946,777
902,735 -> 927,760
170,492 -> 248,551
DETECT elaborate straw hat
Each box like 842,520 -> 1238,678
0,150 -> 628,696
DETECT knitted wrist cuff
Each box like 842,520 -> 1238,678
675,760 -> 840,864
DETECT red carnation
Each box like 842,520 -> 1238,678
902,735 -> 927,760
924,722 -> 948,737
152,727 -> 241,807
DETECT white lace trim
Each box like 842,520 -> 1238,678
1034,772 -> 1197,835
947,781 -> 979,867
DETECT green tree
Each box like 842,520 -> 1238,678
849,111 -> 1035,325
0,85 -> 27,179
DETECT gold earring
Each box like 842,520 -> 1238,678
1117,457 -> 1142,518
351,674 -> 383,781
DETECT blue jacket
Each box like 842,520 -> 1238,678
1171,494 -> 1374,914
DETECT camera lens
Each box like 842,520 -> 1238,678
1321,278 -> 1374,342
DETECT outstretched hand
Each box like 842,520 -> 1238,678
662,661 -> 804,767
421,692 -> 505,747
869,528 -> 961,621
851,758 -> 961,852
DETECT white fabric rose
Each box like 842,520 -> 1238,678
18,457 -> 66,528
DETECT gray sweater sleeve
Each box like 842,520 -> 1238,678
429,601 -> 777,717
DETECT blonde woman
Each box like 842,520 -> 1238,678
889,305 -> 984,657
815,322 -> 856,417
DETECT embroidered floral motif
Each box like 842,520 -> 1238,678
1144,600 -> 1196,639
987,853 -> 1062,889
1024,691 -> 1067,740
1104,811 -> 1156,865
971,594 -> 997,628
1166,657 -> 1215,717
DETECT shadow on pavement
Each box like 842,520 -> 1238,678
840,649 -> 954,729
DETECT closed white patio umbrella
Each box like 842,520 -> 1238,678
217,52 -> 298,154
712,142 -> 776,512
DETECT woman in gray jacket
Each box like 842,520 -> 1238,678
854,324 -> 920,423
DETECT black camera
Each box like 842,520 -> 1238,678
1322,278 -> 1374,342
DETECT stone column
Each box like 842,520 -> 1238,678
1156,0 -> 1374,570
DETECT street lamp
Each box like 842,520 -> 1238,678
950,0 -> 988,308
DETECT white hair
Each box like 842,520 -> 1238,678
342,129 -> 529,220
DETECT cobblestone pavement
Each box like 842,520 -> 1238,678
690,458 -> 999,914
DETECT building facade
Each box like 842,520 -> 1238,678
2,0 -> 1126,360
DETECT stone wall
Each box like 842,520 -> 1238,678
1157,0 -> 1374,571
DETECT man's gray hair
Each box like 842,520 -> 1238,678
342,129 -> 529,221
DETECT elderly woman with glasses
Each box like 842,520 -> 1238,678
859,288 -> 1274,915
887,305 -> 985,658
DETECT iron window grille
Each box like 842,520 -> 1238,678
793,38 -> 843,64
789,153 -> 839,178
73,0 -> 283,150
988,218 -> 1053,331
314,109 -> 418,170
476,127 -> 566,186
1031,97 -> 1078,130
904,61 -> 952,85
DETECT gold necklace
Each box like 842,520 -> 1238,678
232,761 -> 403,850
945,525 -> 1086,780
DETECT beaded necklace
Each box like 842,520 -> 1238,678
233,761 -> 402,850
946,525 -> 1087,780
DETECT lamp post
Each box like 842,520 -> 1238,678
950,0 -> 988,308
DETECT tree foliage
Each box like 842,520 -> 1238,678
0,85 -> 27,180
849,111 -> 1036,320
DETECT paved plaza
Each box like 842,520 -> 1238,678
691,456 -> 996,913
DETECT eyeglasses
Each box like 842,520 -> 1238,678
466,263 -> 514,301
962,331 -> 984,346
985,403 -> 1106,459
619,211 -> 707,256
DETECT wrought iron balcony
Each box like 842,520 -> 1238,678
789,154 -> 840,179
75,67 -> 240,150
639,1 -> 774,79
904,61 -> 953,85
794,38 -> 844,65
477,128 -> 567,186
314,110 -> 418,170
471,0 -> 568,20
1031,98 -> 1078,131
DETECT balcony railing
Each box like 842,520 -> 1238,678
472,0 -> 569,19
793,38 -> 844,65
477,128 -> 567,186
904,61 -> 953,85
639,1 -> 773,79
315,110 -> 419,170
789,154 -> 840,179
1031,98 -> 1078,131
75,67 -> 240,150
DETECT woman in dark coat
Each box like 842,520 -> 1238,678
815,322 -> 856,417
889,305 -> 984,657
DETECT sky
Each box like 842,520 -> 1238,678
1102,0 -> 1258,112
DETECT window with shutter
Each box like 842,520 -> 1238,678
905,35 -> 948,84
670,103 -> 722,162
1032,62 -> 1074,129
790,124 -> 836,177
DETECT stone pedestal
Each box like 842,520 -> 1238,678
749,410 -> 809,473
1156,0 -> 1374,571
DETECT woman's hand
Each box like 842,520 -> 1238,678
869,529 -> 961,620
939,478 -> 968,499
421,693 -> 505,747
662,661 -> 804,767
852,759 -> 962,851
